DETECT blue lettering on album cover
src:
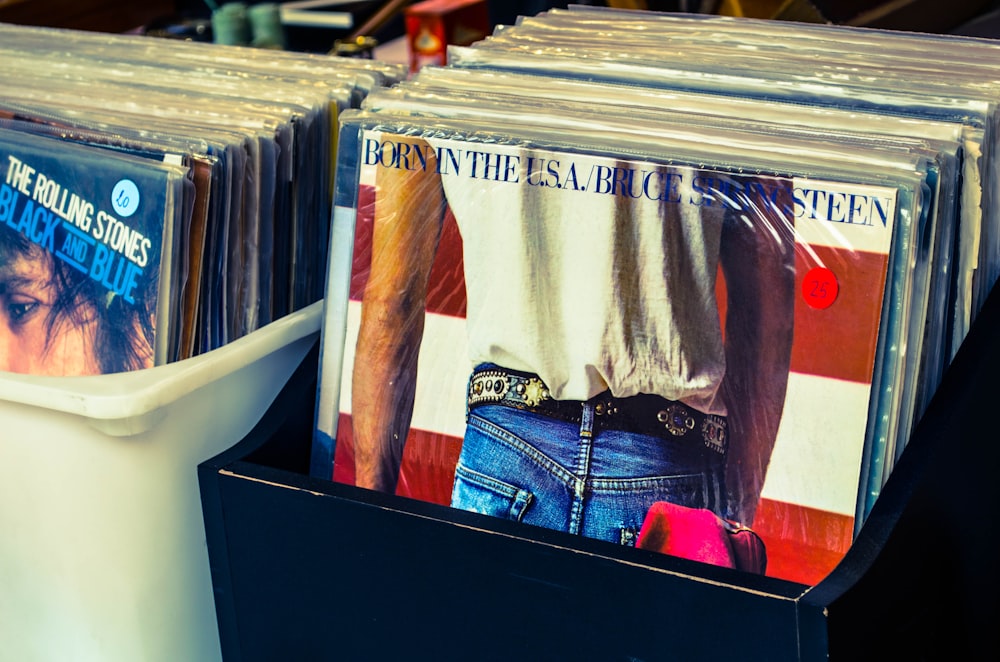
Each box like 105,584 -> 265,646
57,223 -> 96,274
90,242 -> 143,303
363,137 -> 433,172
92,211 -> 151,268
437,146 -> 461,176
13,199 -> 59,252
793,187 -> 890,227
4,156 -> 150,304
0,183 -> 20,229
362,136 -> 893,227
466,150 -> 520,182
525,157 -> 582,190
589,165 -> 683,201
525,157 -> 560,188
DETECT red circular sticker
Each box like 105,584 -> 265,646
803,267 -> 839,309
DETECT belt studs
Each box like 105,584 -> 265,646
519,377 -> 549,407
701,415 -> 728,453
594,401 -> 618,416
658,403 -> 695,437
469,370 -> 510,405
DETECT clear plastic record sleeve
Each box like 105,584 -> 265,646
0,112 -> 207,363
0,20 -> 396,360
444,40 -> 989,508
402,65 -> 969,418
361,75 -> 960,518
0,74 -> 253,353
0,97 -> 234,354
0,126 -> 190,374
0,21 -> 406,93
463,8 -> 1000,347
0,48 -> 364,334
314,102 -> 928,585
557,5 -> 1000,70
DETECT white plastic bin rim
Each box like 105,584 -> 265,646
0,300 -> 322,433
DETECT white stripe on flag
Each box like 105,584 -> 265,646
762,372 -> 869,516
340,301 -> 471,438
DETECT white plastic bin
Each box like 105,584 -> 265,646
0,301 -> 322,662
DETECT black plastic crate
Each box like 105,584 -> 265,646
199,287 -> 1000,660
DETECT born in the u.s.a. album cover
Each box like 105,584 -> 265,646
314,122 -> 905,585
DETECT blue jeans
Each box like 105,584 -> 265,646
451,402 -> 727,547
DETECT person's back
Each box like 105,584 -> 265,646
442,148 -> 729,412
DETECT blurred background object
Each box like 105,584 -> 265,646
0,0 -> 175,32
0,0 -> 998,56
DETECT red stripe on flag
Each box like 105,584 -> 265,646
346,184 -> 375,302
334,414 -> 463,506
791,246 -> 890,384
753,497 -> 855,586
350,185 -> 467,318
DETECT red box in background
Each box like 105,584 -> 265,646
404,0 -> 490,73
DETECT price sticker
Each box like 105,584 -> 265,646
803,267 -> 839,310
111,179 -> 140,218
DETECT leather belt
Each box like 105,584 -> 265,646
467,366 -> 727,454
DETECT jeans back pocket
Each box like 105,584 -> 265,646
451,464 -> 534,523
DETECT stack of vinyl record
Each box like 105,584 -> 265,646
0,22 -> 405,371
315,8 -> 997,585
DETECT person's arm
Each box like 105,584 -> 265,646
718,190 -> 796,525
352,138 -> 444,493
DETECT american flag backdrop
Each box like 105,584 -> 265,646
323,161 -> 898,587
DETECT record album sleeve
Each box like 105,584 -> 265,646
0,127 -> 187,375
314,115 -> 917,586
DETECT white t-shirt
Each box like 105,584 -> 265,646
435,144 -> 728,415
